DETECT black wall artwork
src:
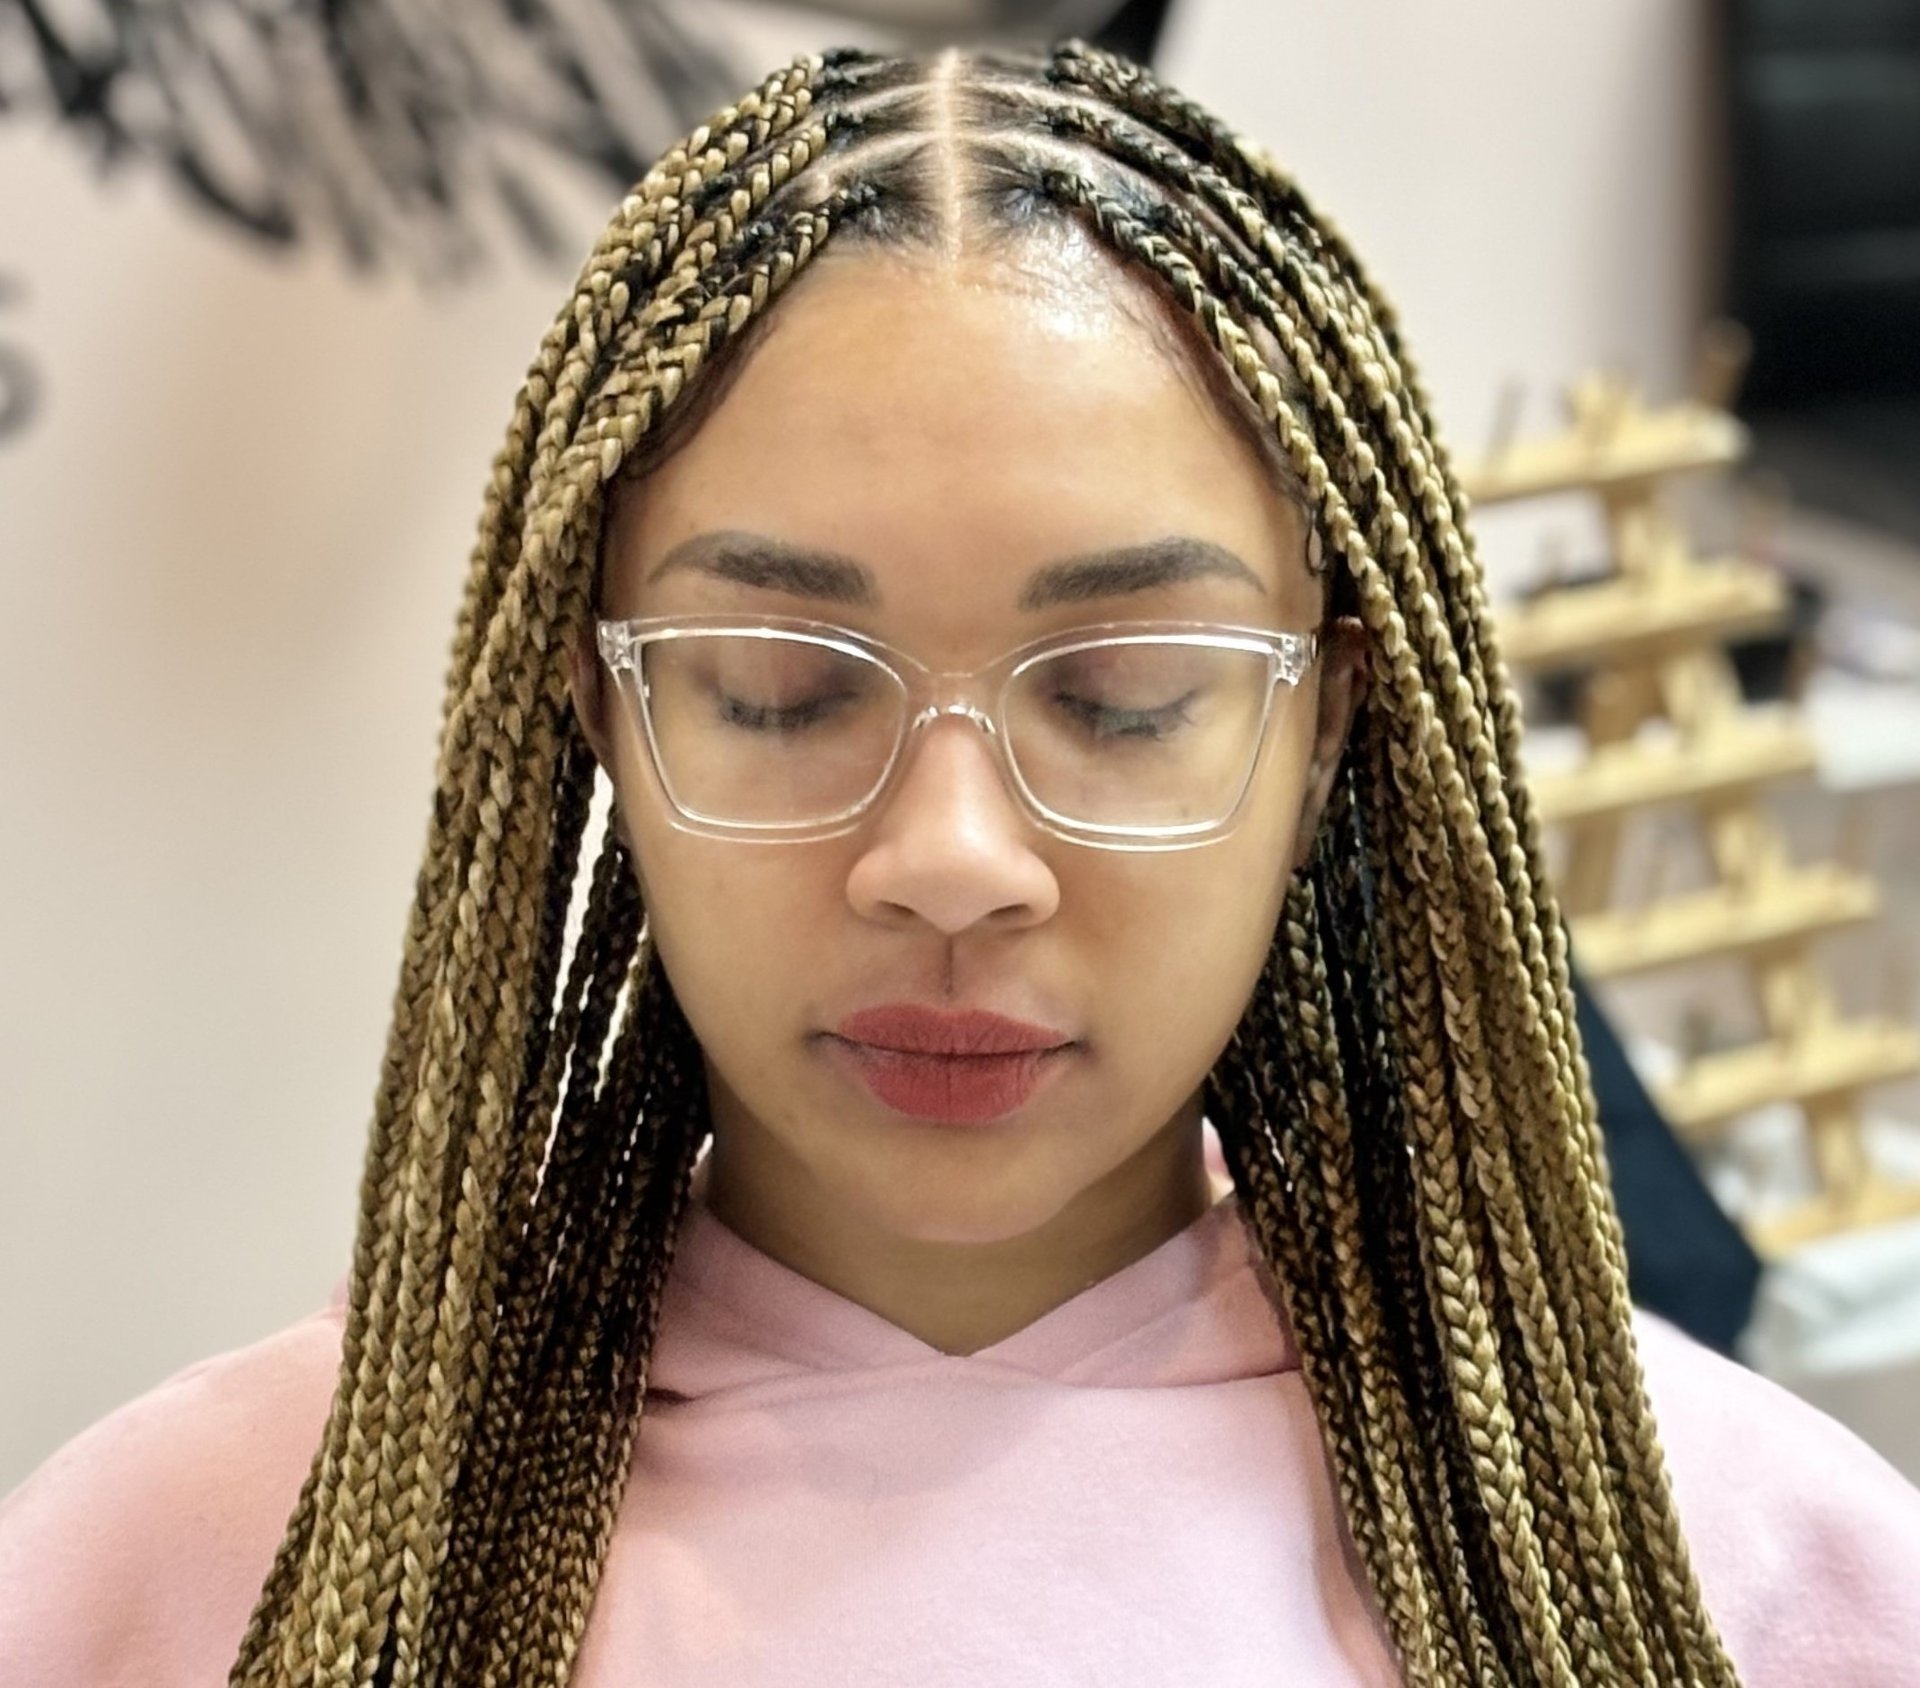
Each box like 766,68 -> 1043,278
0,0 -> 1163,449
0,0 -> 1177,275
0,273 -> 41,447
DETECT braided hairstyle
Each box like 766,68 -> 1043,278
228,43 -> 1743,1688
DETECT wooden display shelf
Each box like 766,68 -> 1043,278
1530,720 -> 1817,825
1483,367 -> 1917,1253
1745,1177 -> 1920,1257
1460,404 -> 1748,504
1501,559 -> 1787,674
1659,1018 -> 1920,1137
1570,866 -> 1880,981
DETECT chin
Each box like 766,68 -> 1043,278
832,1146 -> 1089,1249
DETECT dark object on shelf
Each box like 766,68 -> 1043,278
1575,966 -> 1766,1357
1728,571 -> 1828,701
1516,566 -> 1828,727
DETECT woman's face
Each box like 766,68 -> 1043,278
574,246 -> 1364,1250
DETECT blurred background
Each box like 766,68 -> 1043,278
4,0 -> 1919,1496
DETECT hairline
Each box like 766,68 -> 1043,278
599,230 -> 1322,612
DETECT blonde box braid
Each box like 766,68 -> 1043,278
228,43 -> 1743,1688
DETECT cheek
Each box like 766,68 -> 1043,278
620,789 -> 841,1039
609,728 -> 792,978
1156,750 -> 1306,1028
1076,826 -> 1291,1060
1156,871 -> 1287,1084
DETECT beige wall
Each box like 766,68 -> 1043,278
0,0 -> 1707,1491
1161,0 -> 1712,581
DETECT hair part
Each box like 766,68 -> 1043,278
228,43 -> 1741,1688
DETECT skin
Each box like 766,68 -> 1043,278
569,244 -> 1367,1354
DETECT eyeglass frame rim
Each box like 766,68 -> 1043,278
593,612 -> 1321,852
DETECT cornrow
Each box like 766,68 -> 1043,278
230,43 -> 1743,1687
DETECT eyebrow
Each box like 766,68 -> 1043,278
1019,539 -> 1267,609
644,531 -> 1267,608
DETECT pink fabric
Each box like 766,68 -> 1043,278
5,1195 -> 1920,1685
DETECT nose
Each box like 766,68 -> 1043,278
844,711 -> 1061,936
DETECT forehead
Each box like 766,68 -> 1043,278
604,248 -> 1316,639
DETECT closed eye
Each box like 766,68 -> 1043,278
715,688 -> 858,733
1051,689 -> 1200,742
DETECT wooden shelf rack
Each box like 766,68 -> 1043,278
1460,373 -> 1920,1257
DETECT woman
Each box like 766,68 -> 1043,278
4,41 -> 1918,1688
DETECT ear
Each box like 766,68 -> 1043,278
565,619 -> 619,774
1289,615 -> 1368,872
564,620 -> 642,858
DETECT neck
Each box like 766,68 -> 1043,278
698,1107 -> 1221,1356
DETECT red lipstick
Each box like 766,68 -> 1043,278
825,1005 -> 1075,1124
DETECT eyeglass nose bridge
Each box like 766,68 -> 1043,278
880,678 -> 1037,836
906,673 -> 1003,742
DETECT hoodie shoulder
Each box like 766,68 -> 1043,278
1635,1309 -> 1920,1687
0,1304 -> 345,1688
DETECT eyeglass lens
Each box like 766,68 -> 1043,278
638,632 -> 1277,832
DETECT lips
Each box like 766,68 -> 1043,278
834,1006 -> 1072,1057
825,1005 -> 1076,1124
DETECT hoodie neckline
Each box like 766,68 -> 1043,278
649,1191 -> 1301,1400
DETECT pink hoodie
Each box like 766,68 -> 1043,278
4,1195 -> 1918,1685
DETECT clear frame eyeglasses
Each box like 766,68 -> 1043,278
595,613 -> 1320,852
